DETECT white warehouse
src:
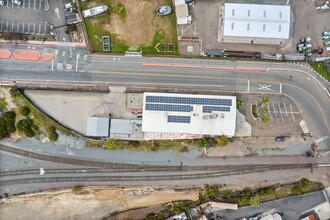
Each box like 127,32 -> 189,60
142,93 -> 237,137
219,3 -> 291,45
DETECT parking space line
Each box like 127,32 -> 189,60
44,24 -> 47,35
33,24 -> 35,34
28,0 -> 30,9
16,22 -> 19,32
34,0 -> 36,9
272,102 -> 278,121
283,103 -> 289,118
23,0 -> 25,8
6,0 -> 8,7
11,22 -> 13,32
22,23 -> 25,33
6,22 -> 8,31
278,103 -> 284,122
39,0 -> 41,10
51,59 -> 54,70
267,102 -> 273,121
0,21 -> 2,31
38,23 -> 41,34
27,23 -> 30,33
289,104 -> 295,122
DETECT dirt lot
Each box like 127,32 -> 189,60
186,0 -> 330,55
238,94 -> 304,136
82,0 -> 177,52
0,187 -> 197,220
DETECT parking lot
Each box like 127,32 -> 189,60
0,0 -> 70,40
182,0 -> 330,55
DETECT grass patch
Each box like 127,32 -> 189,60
72,186 -> 82,192
10,89 -> 74,137
115,2 -> 127,21
0,98 -> 7,109
309,62 -> 330,81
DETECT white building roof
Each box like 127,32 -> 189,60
175,0 -> 191,25
223,3 -> 291,39
110,119 -> 135,134
86,116 -> 109,137
142,93 -> 236,136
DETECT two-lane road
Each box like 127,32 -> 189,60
0,52 -> 329,150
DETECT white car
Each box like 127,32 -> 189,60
12,0 -> 21,5
0,0 -> 5,6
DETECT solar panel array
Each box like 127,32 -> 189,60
203,106 -> 231,113
146,96 -> 232,106
167,115 -> 191,123
145,104 -> 193,112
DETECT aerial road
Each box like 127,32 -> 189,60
0,48 -> 329,150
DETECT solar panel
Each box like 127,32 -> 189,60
168,115 -> 191,123
146,96 -> 232,106
145,104 -> 193,112
203,106 -> 231,113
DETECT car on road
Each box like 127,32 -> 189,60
12,0 -> 21,5
275,136 -> 286,142
0,0 -> 5,6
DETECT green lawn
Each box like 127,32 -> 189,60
309,62 -> 330,81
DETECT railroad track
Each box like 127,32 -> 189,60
0,166 -> 311,186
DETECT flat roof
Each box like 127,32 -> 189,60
86,116 -> 109,137
223,3 -> 291,39
110,119 -> 134,134
142,93 -> 236,136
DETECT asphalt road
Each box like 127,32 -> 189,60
0,48 -> 329,150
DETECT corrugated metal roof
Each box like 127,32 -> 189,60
223,3 -> 291,39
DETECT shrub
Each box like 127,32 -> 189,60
252,104 -> 258,118
291,185 -> 302,195
262,96 -> 269,104
237,98 -> 243,109
216,134 -> 228,146
72,186 -> 81,192
47,126 -> 58,141
16,118 -> 36,137
196,138 -> 208,148
260,115 -> 269,124
19,106 -> 31,116
206,185 -> 219,197
250,196 -> 260,206
0,111 -> 16,138
258,187 -> 275,196
104,139 -> 117,149
238,191 -> 251,206
260,106 -> 268,114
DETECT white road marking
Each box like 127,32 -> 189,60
272,102 -> 278,121
39,0 -> 41,10
6,22 -> 8,31
23,0 -> 25,8
6,0 -> 8,7
44,24 -> 47,35
258,84 -> 271,91
38,23 -> 41,34
279,83 -> 282,94
0,21 -> 2,31
22,23 -> 25,33
34,0 -> 36,9
17,22 -> 19,32
55,8 -> 60,19
76,53 -> 80,71
27,23 -> 30,33
33,24 -> 35,34
11,22 -> 14,32
267,102 -> 273,121
28,0 -> 30,9
51,59 -> 54,70
283,102 -> 289,117
316,136 -> 330,144
289,104 -> 295,122
278,103 -> 284,122
247,80 -> 250,92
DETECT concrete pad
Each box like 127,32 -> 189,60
0,50 -> 11,59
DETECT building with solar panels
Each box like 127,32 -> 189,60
142,92 -> 236,137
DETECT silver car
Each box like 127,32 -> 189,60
0,0 -> 5,6
12,0 -> 21,5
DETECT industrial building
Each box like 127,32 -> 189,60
142,92 -> 236,137
219,3 -> 291,45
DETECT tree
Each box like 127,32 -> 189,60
19,106 -> 31,116
260,106 -> 268,114
196,138 -> 208,148
16,118 -> 36,138
216,134 -> 228,146
262,96 -> 269,104
237,98 -> 243,109
260,115 -> 269,124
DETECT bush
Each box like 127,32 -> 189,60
0,111 -> 16,138
252,104 -> 258,118
260,115 -> 269,124
72,186 -> 82,192
258,187 -> 275,196
19,106 -> 31,116
196,138 -> 208,148
237,99 -> 243,109
262,96 -> 269,104
104,139 -> 117,149
250,196 -> 260,206
260,106 -> 268,114
47,126 -> 58,141
216,134 -> 228,146
238,191 -> 251,206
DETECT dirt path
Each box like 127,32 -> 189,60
0,187 -> 198,220
0,87 -> 16,110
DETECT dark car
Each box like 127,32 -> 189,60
311,49 -> 323,54
275,136 -> 285,142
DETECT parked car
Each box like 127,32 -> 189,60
311,49 -> 323,54
323,31 -> 330,36
321,35 -> 330,40
65,2 -> 73,9
12,0 -> 21,5
0,0 -> 5,6
275,136 -> 286,142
